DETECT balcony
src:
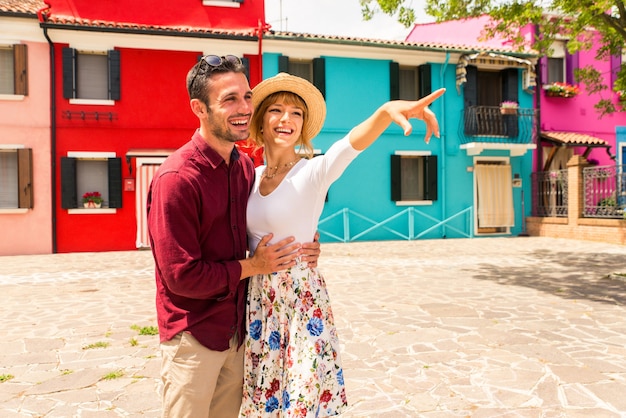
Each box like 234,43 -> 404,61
458,106 -> 538,156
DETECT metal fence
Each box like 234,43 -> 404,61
531,169 -> 568,217
531,165 -> 626,219
583,165 -> 626,218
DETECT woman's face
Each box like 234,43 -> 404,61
262,98 -> 304,150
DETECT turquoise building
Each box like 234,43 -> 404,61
261,32 -> 538,242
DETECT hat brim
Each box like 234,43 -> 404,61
251,73 -> 326,141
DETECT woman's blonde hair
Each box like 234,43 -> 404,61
249,91 -> 315,159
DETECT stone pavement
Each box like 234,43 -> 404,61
1,237 -> 626,417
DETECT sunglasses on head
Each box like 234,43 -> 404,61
190,55 -> 243,90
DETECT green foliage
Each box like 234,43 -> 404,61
130,324 -> 159,336
82,341 -> 110,350
362,0 -> 626,116
102,370 -> 124,380
0,374 -> 14,383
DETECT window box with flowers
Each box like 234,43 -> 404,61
543,82 -> 580,98
82,191 -> 103,208
500,101 -> 519,115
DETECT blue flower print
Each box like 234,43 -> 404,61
282,390 -> 291,410
265,396 -> 279,412
337,369 -> 344,385
307,317 -> 324,336
268,330 -> 281,350
249,319 -> 262,341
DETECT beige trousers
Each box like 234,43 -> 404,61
160,332 -> 244,418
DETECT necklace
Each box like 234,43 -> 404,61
262,157 -> 301,179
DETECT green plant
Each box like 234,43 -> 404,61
82,341 -> 110,350
102,370 -> 124,380
131,324 -> 159,336
0,374 -> 14,383
82,191 -> 103,204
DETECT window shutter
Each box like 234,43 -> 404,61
60,157 -> 77,208
418,64 -> 432,98
241,56 -> 250,79
17,148 -> 33,208
108,158 -> 123,208
390,155 -> 401,201
278,55 -> 289,73
423,156 -> 438,201
13,44 -> 28,96
389,61 -> 399,100
501,68 -> 518,103
464,65 -> 478,135
108,49 -> 121,101
565,51 -> 579,85
502,69 -> 519,138
313,58 -> 326,98
62,47 -> 76,99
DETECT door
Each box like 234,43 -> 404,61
135,159 -> 164,248
474,161 -> 514,234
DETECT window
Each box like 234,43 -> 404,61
547,57 -> 564,84
390,62 -> 431,100
0,44 -> 28,96
62,48 -> 120,101
390,153 -> 437,203
544,41 -> 578,85
0,147 -> 33,209
61,153 -> 122,209
278,56 -> 326,97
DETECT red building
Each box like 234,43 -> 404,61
41,0 -> 265,252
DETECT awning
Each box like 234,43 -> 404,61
540,131 -> 614,170
456,52 -> 536,93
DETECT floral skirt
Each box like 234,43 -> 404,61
241,265 -> 347,417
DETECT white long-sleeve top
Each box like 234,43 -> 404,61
247,135 -> 361,255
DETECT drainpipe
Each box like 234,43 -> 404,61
38,4 -> 57,253
534,24 -> 542,173
440,52 -> 450,238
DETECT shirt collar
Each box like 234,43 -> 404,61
192,129 -> 241,168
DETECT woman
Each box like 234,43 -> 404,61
242,73 -> 445,417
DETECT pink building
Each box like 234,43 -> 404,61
0,1 -> 52,255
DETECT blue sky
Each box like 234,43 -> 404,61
264,0 -> 431,41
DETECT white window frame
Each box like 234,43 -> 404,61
202,0 -> 242,8
393,150 -> 434,206
67,151 -> 116,214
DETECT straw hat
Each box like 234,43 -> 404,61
251,73 -> 326,140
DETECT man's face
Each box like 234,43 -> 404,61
204,72 -> 253,144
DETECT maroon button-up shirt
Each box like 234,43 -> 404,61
147,131 -> 255,351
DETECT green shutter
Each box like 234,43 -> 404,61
389,61 -> 399,101
313,58 -> 326,98
60,157 -> 77,209
418,64 -> 432,99
62,47 -> 76,99
390,155 -> 401,201
424,156 -> 438,201
108,158 -> 123,208
278,55 -> 289,73
241,56 -> 250,79
108,49 -> 121,101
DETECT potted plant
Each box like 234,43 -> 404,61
543,82 -> 580,98
500,101 -> 519,115
82,191 -> 103,208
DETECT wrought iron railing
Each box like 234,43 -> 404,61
531,169 -> 568,217
459,106 -> 537,145
583,165 -> 626,218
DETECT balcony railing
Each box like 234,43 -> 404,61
459,106 -> 537,145
583,165 -> 626,218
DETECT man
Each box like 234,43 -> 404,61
147,55 -> 320,418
